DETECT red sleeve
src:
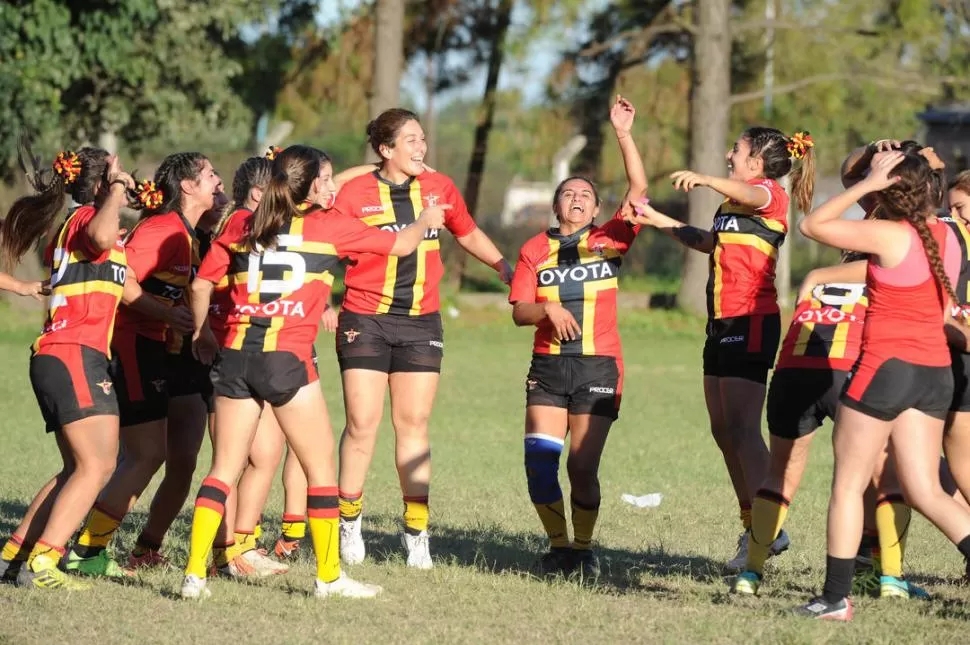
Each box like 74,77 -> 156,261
63,206 -> 109,261
438,176 -> 477,238
330,214 -> 397,256
509,244 -> 538,305
125,217 -> 180,282
330,186 -> 358,220
198,215 -> 244,284
750,178 -> 790,225
600,207 -> 640,253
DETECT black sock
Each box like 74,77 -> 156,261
822,556 -> 854,604
957,534 -> 970,560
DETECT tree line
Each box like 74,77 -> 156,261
3,0 -> 970,313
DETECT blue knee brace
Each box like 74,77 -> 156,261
524,433 -> 564,504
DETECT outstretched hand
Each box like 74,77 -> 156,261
670,170 -> 709,192
610,95 -> 636,136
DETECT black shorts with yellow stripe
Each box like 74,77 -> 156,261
336,310 -> 443,374
211,349 -> 318,408
702,313 -> 781,384
30,344 -> 119,433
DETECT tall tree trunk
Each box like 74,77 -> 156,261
678,0 -> 730,316
454,0 -> 513,290
366,0 -> 405,162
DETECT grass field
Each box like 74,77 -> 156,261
1,306 -> 969,644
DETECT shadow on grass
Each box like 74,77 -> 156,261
357,513 -> 723,595
0,500 -> 722,597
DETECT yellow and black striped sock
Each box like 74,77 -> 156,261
185,477 -> 230,579
748,489 -> 790,575
281,514 -> 306,540
571,497 -> 600,551
876,494 -> 911,579
1,534 -> 29,562
739,502 -> 753,532
307,486 -> 340,583
26,541 -> 65,570
234,530 -> 257,556
253,521 -> 263,542
339,489 -> 363,521
74,504 -> 123,557
403,496 -> 430,535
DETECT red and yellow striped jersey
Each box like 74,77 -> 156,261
34,206 -> 127,357
334,170 -> 477,316
706,177 -> 789,320
115,211 -> 198,342
775,283 -> 867,371
197,207 -> 396,356
201,208 -> 250,346
942,215 -> 970,317
509,212 -> 640,358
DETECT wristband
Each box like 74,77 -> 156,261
109,178 -> 128,189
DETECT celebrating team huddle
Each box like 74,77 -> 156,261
3,95 -> 970,621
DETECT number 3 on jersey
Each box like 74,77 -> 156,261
247,235 -> 307,295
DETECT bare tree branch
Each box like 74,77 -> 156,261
578,2 -> 694,58
728,72 -> 970,105
731,19 -> 879,36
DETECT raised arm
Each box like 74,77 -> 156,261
87,156 -> 134,253
610,95 -> 647,209
799,151 -> 907,259
669,170 -> 771,211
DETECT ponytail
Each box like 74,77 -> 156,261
1,141 -> 109,269
789,142 -> 816,215
248,170 -> 298,251
246,145 -> 330,252
743,127 -> 816,214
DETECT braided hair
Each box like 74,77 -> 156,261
872,152 -> 958,307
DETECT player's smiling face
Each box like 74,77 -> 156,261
182,159 -> 221,212
383,119 -> 427,178
950,188 -> 970,225
726,136 -> 762,182
556,178 -> 599,230
309,161 -> 336,209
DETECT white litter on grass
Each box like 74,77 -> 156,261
621,493 -> 663,508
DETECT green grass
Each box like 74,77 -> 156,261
1,308 -> 969,644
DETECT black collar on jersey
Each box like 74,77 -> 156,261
372,169 -> 416,190
547,223 -> 594,241
175,210 -> 198,242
